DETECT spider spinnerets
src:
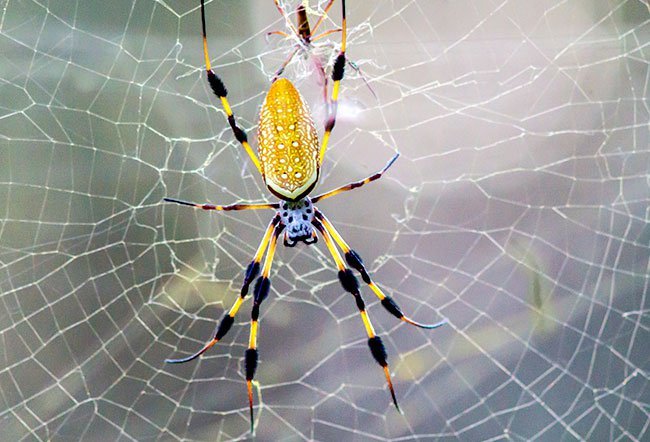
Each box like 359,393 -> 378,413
164,0 -> 446,433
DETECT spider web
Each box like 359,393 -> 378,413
1,0 -> 648,440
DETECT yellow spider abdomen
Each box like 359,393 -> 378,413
258,78 -> 319,201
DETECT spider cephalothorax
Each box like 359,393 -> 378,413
164,0 -> 446,434
279,197 -> 317,246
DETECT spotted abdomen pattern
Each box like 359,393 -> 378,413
258,78 -> 319,201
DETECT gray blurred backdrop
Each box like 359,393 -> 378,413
1,1 -> 648,440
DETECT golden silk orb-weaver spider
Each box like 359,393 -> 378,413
165,0 -> 446,433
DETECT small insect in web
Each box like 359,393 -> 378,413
165,0 -> 446,433
268,0 -> 377,101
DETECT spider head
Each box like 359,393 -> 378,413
279,198 -> 317,247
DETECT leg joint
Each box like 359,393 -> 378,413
215,314 -> 235,340
368,336 -> 388,367
244,348 -> 258,380
338,269 -> 360,294
207,70 -> 227,97
345,250 -> 371,283
228,116 -> 248,143
332,53 -> 346,81
324,117 -> 336,133
253,277 -> 271,305
354,293 -> 365,311
381,296 -> 403,319
242,261 -> 261,295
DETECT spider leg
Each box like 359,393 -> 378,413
164,197 -> 278,211
199,0 -> 262,175
267,30 -> 291,39
272,0 -> 300,37
316,211 -> 447,329
318,0 -> 347,164
269,0 -> 305,81
307,46 -> 330,106
313,219 -> 401,411
311,28 -> 342,42
272,46 -> 300,82
245,222 -> 284,434
309,1 -> 376,99
346,59 -> 379,100
310,0 -> 337,36
165,215 -> 281,364
269,6 -> 323,86
306,32 -> 379,100
312,153 -> 399,203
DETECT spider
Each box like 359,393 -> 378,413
268,0 -> 376,101
165,0 -> 446,433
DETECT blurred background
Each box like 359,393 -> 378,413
1,0 -> 648,440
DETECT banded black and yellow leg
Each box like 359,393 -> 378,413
245,223 -> 283,433
318,0 -> 347,164
164,197 -> 278,212
312,153 -> 400,203
200,0 -> 262,174
315,210 -> 447,330
313,219 -> 400,411
166,215 -> 281,364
